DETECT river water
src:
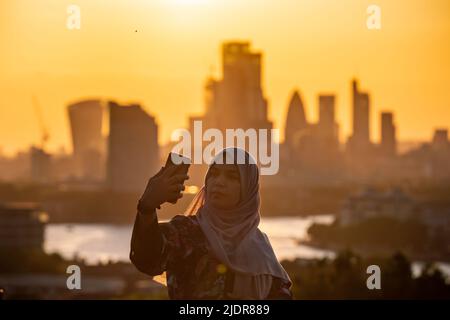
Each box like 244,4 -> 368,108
44,215 -> 450,279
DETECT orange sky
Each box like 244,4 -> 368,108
0,0 -> 449,156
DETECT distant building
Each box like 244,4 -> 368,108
344,79 -> 376,180
0,151 -> 30,182
106,102 -> 159,193
281,93 -> 342,183
429,128 -> 450,179
419,209 -> 450,236
339,188 -> 417,226
284,90 -> 308,151
190,41 -> 273,155
432,129 -> 449,151
30,147 -> 52,184
318,94 -> 339,143
380,112 -> 397,157
401,128 -> 450,181
352,79 -> 370,144
68,100 -> 105,181
216,41 -> 271,130
0,202 -> 48,250
182,41 -> 274,186
339,187 -> 450,236
347,79 -> 372,155
319,95 -> 335,130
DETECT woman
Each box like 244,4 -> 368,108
130,148 -> 292,299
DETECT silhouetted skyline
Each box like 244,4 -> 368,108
1,1 -> 449,155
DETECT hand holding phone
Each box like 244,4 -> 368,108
138,153 -> 191,213
164,152 -> 191,176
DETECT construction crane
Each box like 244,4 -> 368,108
32,95 -> 50,150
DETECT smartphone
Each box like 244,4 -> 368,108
164,152 -> 191,175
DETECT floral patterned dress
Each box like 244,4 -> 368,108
130,212 -> 292,300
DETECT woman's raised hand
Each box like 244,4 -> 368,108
138,165 -> 189,213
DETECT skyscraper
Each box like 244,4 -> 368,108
352,79 -> 370,143
432,129 -> 449,150
68,100 -> 104,180
200,41 -> 272,132
284,90 -> 308,149
318,94 -> 337,140
106,102 -> 159,193
30,146 -> 52,184
348,79 -> 371,155
188,41 -> 273,169
380,112 -> 397,157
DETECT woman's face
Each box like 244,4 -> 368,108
206,164 -> 241,209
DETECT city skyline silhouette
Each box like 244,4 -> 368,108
1,0 -> 449,155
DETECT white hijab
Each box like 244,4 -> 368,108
185,148 -> 291,299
